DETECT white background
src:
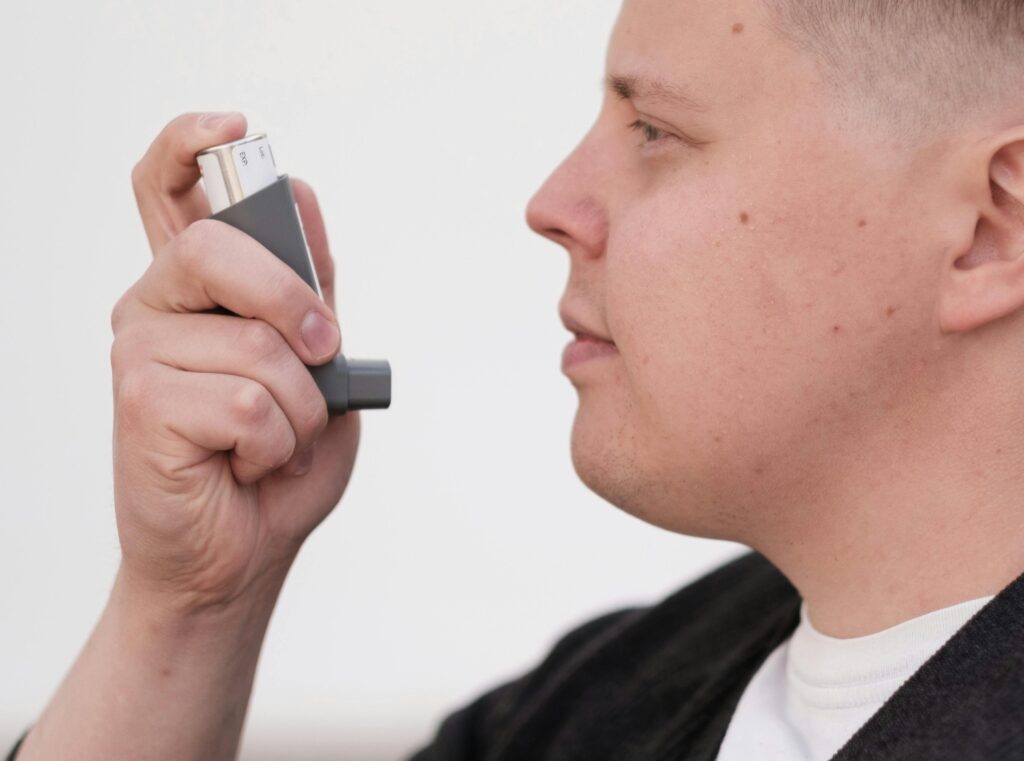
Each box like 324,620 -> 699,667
0,2 -> 746,758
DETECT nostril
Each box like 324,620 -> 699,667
526,200 -> 571,243
526,176 -> 608,256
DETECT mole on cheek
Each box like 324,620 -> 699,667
858,219 -> 867,228
732,22 -> 745,34
739,211 -> 750,224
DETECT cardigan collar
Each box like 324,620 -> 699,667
830,563 -> 1024,760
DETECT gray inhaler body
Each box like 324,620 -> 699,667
197,134 -> 391,415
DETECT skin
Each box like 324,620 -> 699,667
527,0 -> 1024,638
17,0 -> 1024,758
20,111 -> 361,760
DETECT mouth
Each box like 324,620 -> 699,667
558,305 -> 617,371
559,310 -> 615,344
562,332 -> 618,371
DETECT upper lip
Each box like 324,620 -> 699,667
559,307 -> 614,343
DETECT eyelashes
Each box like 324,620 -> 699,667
628,118 -> 668,144
627,118 -> 709,150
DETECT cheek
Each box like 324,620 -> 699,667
602,198 -> 762,479
596,162 -> 931,510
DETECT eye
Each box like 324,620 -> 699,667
625,117 -> 709,150
628,118 -> 670,145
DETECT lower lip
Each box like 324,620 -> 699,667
562,336 -> 619,371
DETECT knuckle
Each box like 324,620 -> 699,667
115,370 -> 155,421
271,432 -> 298,468
169,112 -> 200,133
231,381 -> 275,426
109,321 -> 148,377
130,160 -> 149,196
109,290 -> 133,334
264,267 -> 299,309
309,393 -> 330,435
239,320 -> 287,363
298,396 -> 329,445
174,218 -> 220,272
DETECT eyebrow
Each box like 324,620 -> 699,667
606,73 -> 709,113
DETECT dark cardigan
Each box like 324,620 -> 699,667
407,551 -> 1024,761
9,551 -> 1024,760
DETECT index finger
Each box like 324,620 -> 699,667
132,112 -> 248,255
132,218 -> 342,366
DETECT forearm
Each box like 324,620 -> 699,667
17,560 -> 292,761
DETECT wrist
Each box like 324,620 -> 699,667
112,548 -> 295,635
16,553 -> 296,761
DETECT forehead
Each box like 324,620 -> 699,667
608,0 -> 805,114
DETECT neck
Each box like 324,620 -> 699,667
748,367 -> 1024,639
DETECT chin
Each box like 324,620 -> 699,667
568,403 -> 747,542
569,405 -> 676,532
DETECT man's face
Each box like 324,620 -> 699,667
527,0 -> 955,541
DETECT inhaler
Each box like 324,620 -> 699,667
196,133 -> 391,415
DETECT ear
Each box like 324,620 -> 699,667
939,131 -> 1024,334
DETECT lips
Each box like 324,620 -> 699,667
562,333 -> 619,370
559,308 -> 615,344
558,302 -> 617,373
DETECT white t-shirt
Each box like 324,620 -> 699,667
715,594 -> 995,761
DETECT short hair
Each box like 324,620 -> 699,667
763,0 -> 1024,139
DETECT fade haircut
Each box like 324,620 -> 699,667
763,0 -> 1024,139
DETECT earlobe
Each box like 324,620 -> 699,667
938,135 -> 1024,335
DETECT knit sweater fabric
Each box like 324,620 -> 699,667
406,551 -> 1024,761
715,594 -> 995,760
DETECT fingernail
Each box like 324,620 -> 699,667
293,447 -> 315,477
199,112 -> 235,130
301,311 -> 340,361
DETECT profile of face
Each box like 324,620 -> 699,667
526,0 -> 989,542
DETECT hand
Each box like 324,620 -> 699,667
112,112 -> 360,611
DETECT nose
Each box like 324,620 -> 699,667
525,137 -> 609,260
